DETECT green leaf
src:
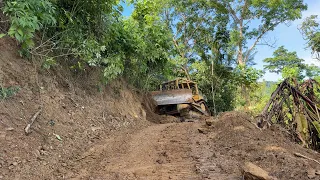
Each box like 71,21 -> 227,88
17,29 -> 23,36
0,34 -> 6,38
312,121 -> 320,138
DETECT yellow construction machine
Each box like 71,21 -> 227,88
151,78 -> 210,118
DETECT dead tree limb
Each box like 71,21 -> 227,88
257,78 -> 320,151
294,152 -> 320,165
24,107 -> 43,135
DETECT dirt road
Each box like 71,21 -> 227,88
71,122 -> 201,180
67,112 -> 320,180
2,112 -> 320,180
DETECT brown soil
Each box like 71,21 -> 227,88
0,37 -> 320,180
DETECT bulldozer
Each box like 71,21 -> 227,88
151,78 -> 210,119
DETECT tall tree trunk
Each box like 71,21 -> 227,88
182,65 -> 191,80
238,21 -> 250,109
238,21 -> 244,65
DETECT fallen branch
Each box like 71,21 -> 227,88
24,107 -> 43,135
294,152 -> 320,165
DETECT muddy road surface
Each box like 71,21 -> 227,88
65,113 -> 320,180
2,112 -> 320,180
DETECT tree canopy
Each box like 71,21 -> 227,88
221,0 -> 307,65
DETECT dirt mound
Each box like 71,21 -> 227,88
192,111 -> 320,179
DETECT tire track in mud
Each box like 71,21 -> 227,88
71,122 -> 201,180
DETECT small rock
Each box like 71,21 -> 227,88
0,175 -> 3,179
208,166 -> 216,171
35,150 -> 41,157
91,127 -> 102,132
49,120 -> 55,126
307,168 -> 316,179
12,162 -> 18,166
5,127 -> 14,131
156,159 -> 163,164
202,172 -> 209,178
211,152 -> 217,158
40,150 -> 48,156
61,163 -> 67,167
243,162 -> 276,180
198,128 -> 209,134
193,155 -> 200,160
205,119 -> 215,126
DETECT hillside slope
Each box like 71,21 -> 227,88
0,38 -> 154,179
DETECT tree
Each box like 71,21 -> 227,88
220,0 -> 307,66
1,0 -> 173,86
209,0 -> 307,109
162,0 -> 220,79
306,64 -> 320,79
263,46 -> 305,80
300,15 -> 320,60
130,0 -> 239,113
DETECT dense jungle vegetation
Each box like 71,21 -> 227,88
0,0 -> 319,115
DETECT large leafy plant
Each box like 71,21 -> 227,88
2,0 -> 56,50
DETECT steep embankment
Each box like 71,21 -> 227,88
0,37 -> 154,179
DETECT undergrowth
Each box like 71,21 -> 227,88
0,86 -> 20,99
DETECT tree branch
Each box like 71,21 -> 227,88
244,24 -> 278,62
226,3 -> 240,23
257,37 -> 277,48
172,37 -> 184,58
241,0 -> 250,19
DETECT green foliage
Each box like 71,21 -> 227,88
0,86 -> 20,99
264,46 -> 305,73
249,81 -> 277,114
234,65 -> 263,87
4,0 -> 311,116
282,66 -> 300,79
264,46 -> 306,80
220,0 -> 307,65
42,57 -> 57,69
300,15 -> 320,59
191,61 -> 237,114
47,0 -> 124,82
3,0 -> 56,49
306,64 -> 320,78
121,3 -> 172,89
